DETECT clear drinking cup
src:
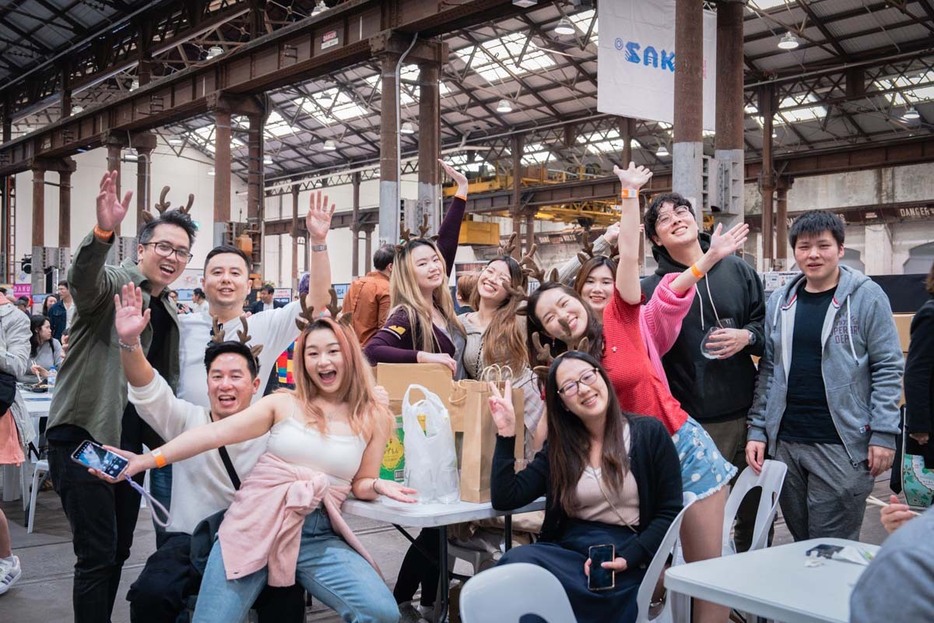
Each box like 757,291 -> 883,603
701,318 -> 736,360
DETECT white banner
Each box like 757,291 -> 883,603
597,0 -> 717,131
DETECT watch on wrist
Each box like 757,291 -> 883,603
747,329 -> 757,346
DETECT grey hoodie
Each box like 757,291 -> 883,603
747,265 -> 904,464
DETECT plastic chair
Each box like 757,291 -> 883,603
635,492 -> 697,623
460,562 -> 576,623
722,460 -> 787,554
27,459 -> 49,534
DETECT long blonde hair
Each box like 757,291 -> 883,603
390,239 -> 463,353
292,318 -> 392,439
469,256 -> 529,373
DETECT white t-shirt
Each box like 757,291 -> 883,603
65,301 -> 76,330
128,373 -> 267,534
177,301 -> 302,408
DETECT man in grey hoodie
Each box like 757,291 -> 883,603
746,210 -> 904,541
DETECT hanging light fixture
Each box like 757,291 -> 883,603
206,45 -> 224,59
207,168 -> 216,176
400,121 -> 416,135
903,106 -> 920,121
656,144 -> 669,158
312,0 -> 328,16
263,156 -> 273,165
129,78 -> 140,91
777,33 -> 800,50
497,99 -> 513,113
323,139 -> 337,151
554,17 -> 575,36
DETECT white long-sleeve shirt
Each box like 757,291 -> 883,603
128,373 -> 267,534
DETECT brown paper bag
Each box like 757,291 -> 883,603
456,377 -> 524,503
376,362 -> 454,420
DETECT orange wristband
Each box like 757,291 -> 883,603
690,264 -> 704,279
152,449 -> 167,469
93,225 -> 114,240
620,188 -> 639,199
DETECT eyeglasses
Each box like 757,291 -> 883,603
142,241 -> 193,263
557,367 -> 600,397
655,205 -> 693,229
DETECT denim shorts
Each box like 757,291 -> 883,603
673,417 -> 737,499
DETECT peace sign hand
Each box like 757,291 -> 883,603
488,380 -> 517,438
307,190 -> 336,244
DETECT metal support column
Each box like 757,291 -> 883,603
214,108 -> 233,246
132,132 -> 157,234
775,177 -> 793,264
758,85 -> 776,268
363,226 -> 374,273
417,60 -> 441,234
58,160 -> 76,248
291,185 -> 299,290
247,113 -> 265,276
378,52 -> 401,246
352,172 -> 362,277
511,134 -> 524,253
714,0 -> 746,229
673,0 -> 705,221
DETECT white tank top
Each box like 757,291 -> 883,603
266,399 -> 367,486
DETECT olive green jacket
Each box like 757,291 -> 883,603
47,232 -> 180,447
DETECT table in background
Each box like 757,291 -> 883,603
664,537 -> 880,623
0,390 -> 52,502
344,496 -> 546,623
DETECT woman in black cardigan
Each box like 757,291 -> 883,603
488,351 -> 682,623
906,261 -> 934,465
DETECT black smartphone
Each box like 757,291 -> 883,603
71,440 -> 129,479
588,544 -> 616,591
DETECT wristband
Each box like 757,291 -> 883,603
94,225 -> 114,240
118,339 -> 140,352
152,448 -> 167,469
311,244 -> 328,252
690,264 -> 704,279
620,188 -> 639,199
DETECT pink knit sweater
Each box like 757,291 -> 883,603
217,452 -> 380,586
639,272 -> 695,389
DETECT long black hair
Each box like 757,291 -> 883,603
544,351 -> 631,515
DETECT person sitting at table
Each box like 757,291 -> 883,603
97,284 -> 416,623
488,351 -> 682,623
850,504 -> 934,622
18,314 -> 63,383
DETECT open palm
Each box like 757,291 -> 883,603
613,162 -> 652,191
96,170 -> 133,231
114,283 -> 151,343
306,190 -> 336,242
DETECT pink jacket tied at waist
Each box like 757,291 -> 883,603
218,452 -> 381,586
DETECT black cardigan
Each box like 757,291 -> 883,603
491,415 -> 683,569
906,298 -> 934,465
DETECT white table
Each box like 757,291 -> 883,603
664,537 -> 880,623
0,390 -> 52,502
344,496 -> 546,622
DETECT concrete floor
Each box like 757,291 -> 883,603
0,470 -> 894,622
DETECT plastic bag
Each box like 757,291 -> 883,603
402,384 -> 460,504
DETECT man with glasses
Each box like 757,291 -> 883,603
45,170 -> 197,623
641,192 -> 766,552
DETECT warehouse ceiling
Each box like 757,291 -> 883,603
1,0 -> 932,186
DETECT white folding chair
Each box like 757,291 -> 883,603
460,562 -> 576,623
723,460 -> 787,554
635,492 -> 697,623
26,459 -> 50,533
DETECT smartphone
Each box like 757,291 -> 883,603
588,544 -> 616,591
71,440 -> 129,480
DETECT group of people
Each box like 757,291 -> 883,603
0,151 -> 923,623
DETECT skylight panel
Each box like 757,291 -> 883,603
363,67 -> 451,104
454,33 -> 556,82
570,9 -> 598,45
747,0 -> 797,11
264,110 -> 297,138
875,71 -> 934,105
296,87 -> 370,126
577,129 -> 643,155
776,93 -> 826,125
521,142 -> 552,165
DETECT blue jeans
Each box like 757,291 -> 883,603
148,464 -> 172,546
193,508 -> 400,623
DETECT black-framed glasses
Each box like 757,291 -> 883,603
142,241 -> 193,263
656,205 -> 693,229
557,367 -> 600,397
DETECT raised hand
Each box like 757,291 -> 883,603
114,283 -> 151,344
96,171 -> 133,231
707,222 -> 749,262
439,160 -> 468,195
603,223 -> 620,245
488,380 -> 517,437
613,162 -> 653,191
306,190 -> 336,244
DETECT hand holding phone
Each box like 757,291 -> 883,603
71,440 -> 130,480
587,544 -> 616,591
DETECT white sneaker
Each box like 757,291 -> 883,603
0,555 -> 22,595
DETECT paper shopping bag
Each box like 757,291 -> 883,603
455,378 -> 524,503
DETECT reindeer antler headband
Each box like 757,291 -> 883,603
397,214 -> 439,252
293,288 -> 354,332
211,315 -> 264,363
140,186 -> 194,224
530,330 -> 592,380
576,231 -> 619,265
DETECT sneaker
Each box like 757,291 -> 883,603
0,555 -> 22,596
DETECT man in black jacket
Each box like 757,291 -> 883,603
641,193 -> 765,551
